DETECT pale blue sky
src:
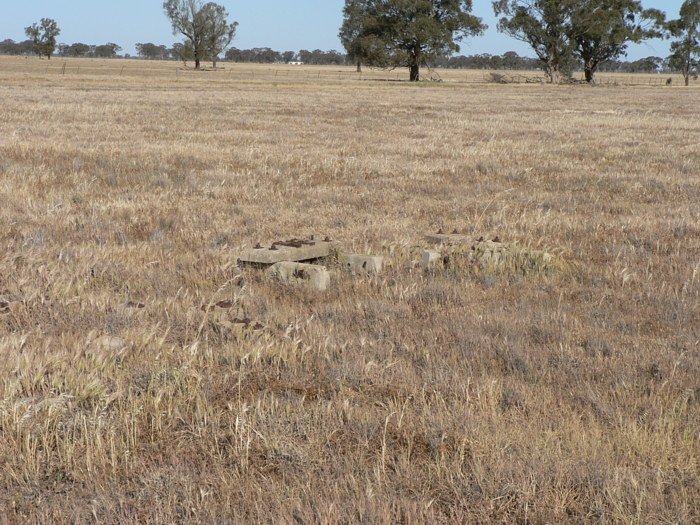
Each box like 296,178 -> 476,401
0,1 -> 683,59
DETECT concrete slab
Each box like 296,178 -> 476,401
422,250 -> 443,270
425,233 -> 471,246
268,262 -> 330,292
339,254 -> 384,275
239,240 -> 332,265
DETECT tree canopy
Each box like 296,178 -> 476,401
567,0 -> 666,82
24,18 -> 60,60
493,0 -> 576,83
340,0 -> 486,81
93,43 -> 122,59
667,0 -> 700,85
201,2 -> 238,67
136,43 -> 172,60
162,0 -> 237,69
339,0 -> 373,71
494,0 -> 666,83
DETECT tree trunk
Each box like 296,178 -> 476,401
356,61 -> 362,73
584,67 -> 595,83
547,64 -> 562,84
410,63 -> 420,82
195,57 -> 200,70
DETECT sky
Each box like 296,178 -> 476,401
0,0 -> 684,60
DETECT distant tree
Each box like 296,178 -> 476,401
136,43 -> 171,60
201,2 -> 238,67
667,0 -> 700,85
339,0 -> 372,72
93,43 -> 122,58
567,0 -> 666,83
493,0 -> 575,83
264,47 -> 282,64
340,0 -> 486,81
224,47 -> 243,61
74,43 -> 91,57
62,42 -> 91,57
163,0 -> 206,68
163,0 -> 237,69
626,55 -> 663,72
24,18 -> 60,59
258,48 -> 282,63
226,47 -> 279,63
502,50 -> 521,69
282,51 -> 296,63
297,49 -> 312,64
0,39 -> 34,55
171,42 -> 194,64
0,39 -> 14,55
325,50 -> 347,65
298,49 -> 347,65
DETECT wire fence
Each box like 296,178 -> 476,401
0,58 -> 690,87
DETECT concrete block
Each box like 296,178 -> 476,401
425,233 -> 470,246
422,250 -> 443,270
268,262 -> 330,292
239,240 -> 332,265
339,254 -> 384,275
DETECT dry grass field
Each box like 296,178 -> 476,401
0,56 -> 698,523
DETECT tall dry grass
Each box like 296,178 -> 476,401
0,56 -> 698,524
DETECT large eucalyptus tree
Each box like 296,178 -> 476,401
668,0 -> 700,85
24,18 -> 60,60
163,0 -> 237,69
567,0 -> 666,83
340,0 -> 485,81
493,0 -> 576,83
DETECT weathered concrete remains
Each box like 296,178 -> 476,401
425,233 -> 471,246
422,250 -> 443,270
239,240 -> 333,265
267,262 -> 330,291
423,235 -> 558,275
339,254 -> 384,275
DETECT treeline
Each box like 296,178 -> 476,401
58,42 -> 121,58
597,57 -> 668,73
0,38 -> 346,66
0,39 -> 36,56
134,44 -> 348,65
0,39 -> 121,58
7,0 -> 699,85
435,53 -> 674,74
434,52 -> 543,70
225,48 -> 346,65
0,38 -> 676,75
